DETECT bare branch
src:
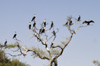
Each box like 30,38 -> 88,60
3,15 -> 94,66
28,49 -> 50,60
75,24 -> 88,33
7,53 -> 22,57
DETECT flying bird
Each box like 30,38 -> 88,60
43,19 -> 46,27
77,15 -> 81,21
4,39 -> 7,46
29,22 -> 31,30
13,32 -> 17,39
33,21 -> 36,27
49,21 -> 54,30
31,14 -> 36,21
82,20 -> 94,25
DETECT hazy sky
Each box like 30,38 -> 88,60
0,0 -> 100,66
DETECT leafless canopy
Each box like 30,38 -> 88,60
0,15 -> 94,66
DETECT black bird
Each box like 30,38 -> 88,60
29,22 -> 31,30
77,15 -> 81,21
43,19 -> 46,27
49,21 -> 54,30
13,32 -> 17,39
52,30 -> 56,36
64,21 -> 69,26
31,14 -> 36,21
41,27 -> 45,33
50,41 -> 54,48
4,39 -> 7,46
69,20 -> 73,26
39,28 -> 43,34
33,21 -> 36,27
82,20 -> 94,25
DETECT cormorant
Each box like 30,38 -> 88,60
33,21 -> 36,27
29,22 -> 31,30
31,14 -> 36,21
49,21 -> 54,30
4,39 -> 7,46
77,15 -> 81,21
52,30 -> 56,36
50,41 -> 54,48
13,32 -> 17,39
43,19 -> 46,27
41,27 -> 45,33
39,28 -> 43,34
82,20 -> 94,25
69,20 -> 73,26
64,21 -> 69,26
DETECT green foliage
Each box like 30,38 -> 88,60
0,44 -> 4,48
93,60 -> 100,66
32,47 -> 49,58
0,50 -> 30,66
51,48 -> 61,56
5,44 -> 17,49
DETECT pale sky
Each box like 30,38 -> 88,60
0,0 -> 100,66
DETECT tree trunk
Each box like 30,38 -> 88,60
50,59 -> 58,66
54,59 -> 57,66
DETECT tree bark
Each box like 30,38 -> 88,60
50,59 -> 58,66
54,59 -> 57,66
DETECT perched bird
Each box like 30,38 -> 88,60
31,14 -> 36,21
39,28 -> 43,34
41,27 -> 45,33
13,32 -> 17,39
77,15 -> 81,21
69,20 -> 73,26
82,20 -> 94,25
49,21 -> 54,30
52,30 -> 56,36
4,39 -> 7,46
50,41 -> 54,48
33,21 -> 36,27
29,22 -> 31,30
43,19 -> 46,27
64,21 -> 69,26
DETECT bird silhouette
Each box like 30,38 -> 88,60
49,21 -> 54,30
33,21 -> 36,27
39,28 -> 43,34
31,14 -> 36,21
82,20 -> 94,25
69,20 -> 73,26
13,32 -> 17,39
77,15 -> 81,21
29,22 -> 31,30
43,19 -> 46,27
52,29 -> 56,36
41,27 -> 45,33
4,39 -> 7,46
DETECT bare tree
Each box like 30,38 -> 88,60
0,15 -> 94,66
